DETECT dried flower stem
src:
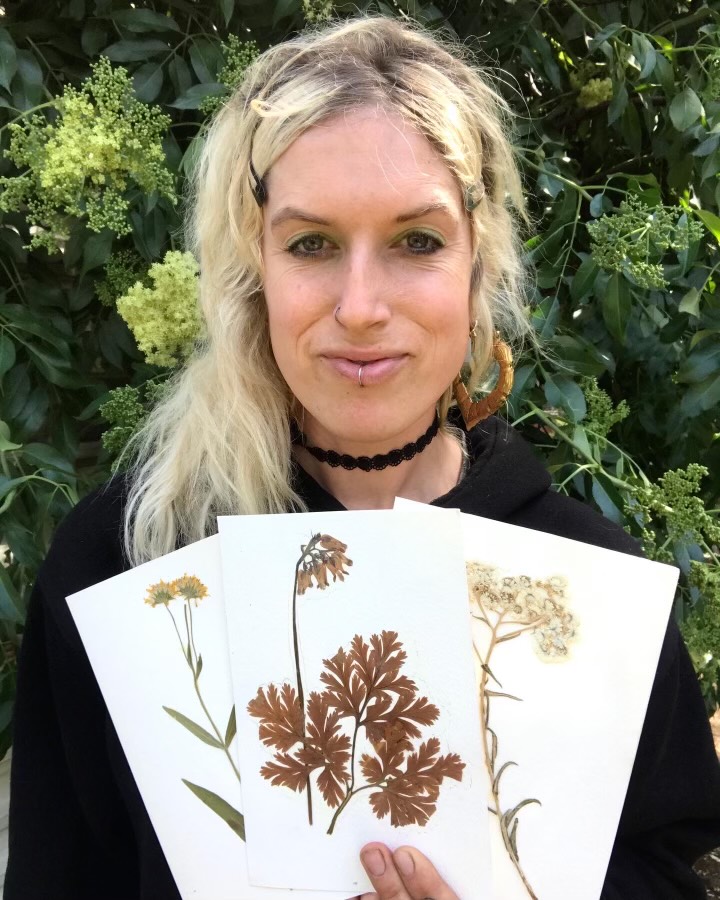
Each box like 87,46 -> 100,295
292,535 -> 323,826
476,600 -> 540,900
166,603 -> 241,785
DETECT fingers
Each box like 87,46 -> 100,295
359,843 -> 459,900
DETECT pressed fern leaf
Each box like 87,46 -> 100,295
363,737 -> 465,827
259,752 -> 311,792
296,692 -> 351,807
320,646 -> 366,719
363,688 -> 440,743
247,682 -> 304,752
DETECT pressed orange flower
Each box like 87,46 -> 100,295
296,569 -> 311,594
172,574 -> 209,605
144,579 -> 176,607
318,535 -> 347,552
296,533 -> 353,595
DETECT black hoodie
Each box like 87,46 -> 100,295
5,417 -> 720,899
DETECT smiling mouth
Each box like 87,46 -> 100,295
324,355 -> 408,386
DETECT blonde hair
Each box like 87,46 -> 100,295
124,15 -> 533,564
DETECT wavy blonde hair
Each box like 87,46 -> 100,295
124,15 -> 533,564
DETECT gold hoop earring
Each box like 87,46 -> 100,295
453,333 -> 514,430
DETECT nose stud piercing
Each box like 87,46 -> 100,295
358,365 -> 365,388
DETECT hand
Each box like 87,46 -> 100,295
359,842 -> 459,900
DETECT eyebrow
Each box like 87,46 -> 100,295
270,201 -> 454,230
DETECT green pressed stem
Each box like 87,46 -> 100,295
169,604 -> 242,786
326,785 -> 374,835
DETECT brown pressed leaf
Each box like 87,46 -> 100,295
360,753 -> 385,785
296,692 -> 351,808
363,689 -> 440,744
247,683 -> 304,752
368,780 -> 439,827
320,646 -> 366,718
260,752 -> 311,792
349,632 -> 416,699
361,721 -> 411,782
367,738 -> 465,828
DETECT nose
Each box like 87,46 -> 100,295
333,249 -> 391,332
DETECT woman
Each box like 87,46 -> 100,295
6,16 -> 720,900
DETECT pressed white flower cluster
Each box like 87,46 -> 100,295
466,562 -> 578,659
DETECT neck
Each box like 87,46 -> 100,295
293,428 -> 464,510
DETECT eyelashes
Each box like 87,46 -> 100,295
285,229 -> 446,259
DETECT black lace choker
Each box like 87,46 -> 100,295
294,416 -> 440,472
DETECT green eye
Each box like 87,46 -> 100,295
286,234 -> 329,256
402,230 -> 445,255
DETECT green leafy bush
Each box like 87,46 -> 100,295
0,0 -> 718,761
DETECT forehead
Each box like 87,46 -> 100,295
265,108 -> 462,211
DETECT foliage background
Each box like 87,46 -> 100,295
0,0 -> 719,758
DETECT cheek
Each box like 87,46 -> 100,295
264,277 -> 322,383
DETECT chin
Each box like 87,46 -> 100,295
307,400 -> 437,451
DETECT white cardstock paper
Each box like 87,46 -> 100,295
395,496 -> 679,900
67,536 -> 354,900
219,509 -> 492,898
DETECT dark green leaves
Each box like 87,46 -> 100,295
0,29 -> 17,92
544,374 -> 587,423
104,40 -> 171,62
133,63 -> 164,103
669,88 -> 704,132
110,9 -> 182,32
601,273 -> 632,343
170,83 -> 226,109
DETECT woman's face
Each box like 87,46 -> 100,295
261,107 -> 474,451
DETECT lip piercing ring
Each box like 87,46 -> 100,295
358,365 -> 365,388
334,305 -> 341,323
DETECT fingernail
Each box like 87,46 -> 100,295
394,849 -> 415,877
361,849 -> 386,877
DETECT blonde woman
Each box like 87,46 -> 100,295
6,17 -> 720,900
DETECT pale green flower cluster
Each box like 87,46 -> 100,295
116,250 -> 201,367
200,37 -> 260,116
570,63 -> 613,109
466,562 -> 577,659
581,377 -> 629,440
587,196 -> 704,290
578,77 -> 614,109
626,464 -> 720,561
303,0 -> 333,24
96,249 -> 147,307
0,57 -> 175,252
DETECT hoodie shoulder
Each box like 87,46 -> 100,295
440,417 -> 641,557
37,475 -> 131,644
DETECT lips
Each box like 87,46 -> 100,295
323,354 -> 408,386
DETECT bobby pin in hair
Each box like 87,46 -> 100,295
249,159 -> 267,206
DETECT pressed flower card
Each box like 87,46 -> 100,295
396,498 -> 679,900
218,509 -> 491,897
67,536 -> 353,900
